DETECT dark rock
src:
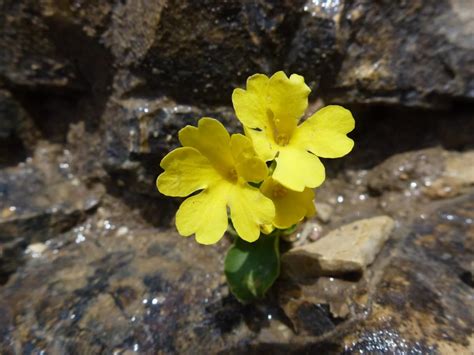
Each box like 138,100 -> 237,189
0,195 -> 257,354
328,0 -> 474,107
285,0 -> 343,91
103,96 -> 241,195
0,142 -> 104,281
134,0 -> 304,104
273,195 -> 473,353
0,0 -> 473,353
0,0 -> 81,89
0,90 -> 19,141
344,196 -> 474,353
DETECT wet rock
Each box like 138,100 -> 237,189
368,148 -> 474,199
274,197 -> 473,353
0,142 -> 104,280
330,0 -> 474,107
285,0 -> 342,91
103,96 -> 241,195
0,143 -> 104,243
282,216 -> 395,279
0,196 -> 262,353
343,196 -> 474,353
425,150 -> 474,198
279,276 -> 359,327
0,238 -> 26,284
367,148 -> 445,194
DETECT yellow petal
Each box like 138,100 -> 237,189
157,147 -> 220,197
244,127 -> 278,162
294,105 -> 355,158
175,183 -> 230,245
232,74 -> 269,129
261,178 -> 315,229
178,117 -> 234,170
273,146 -> 325,191
260,224 -> 275,235
229,184 -> 275,242
266,71 -> 311,137
230,134 -> 268,182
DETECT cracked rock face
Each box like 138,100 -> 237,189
0,0 -> 473,353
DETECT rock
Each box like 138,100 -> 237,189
25,243 -> 48,257
0,1 -> 473,352
0,90 -> 18,140
0,142 -> 104,281
282,216 -> 395,279
284,0 -> 342,91
273,196 -> 474,353
328,0 -> 474,107
135,1 -> 302,104
425,150 -> 474,198
279,276 -> 358,329
343,196 -> 474,353
367,148 -> 445,194
0,195 -> 264,353
0,89 -> 40,167
0,238 -> 26,284
0,0 -> 82,89
367,148 -> 474,199
315,202 -> 333,223
103,96 -> 241,195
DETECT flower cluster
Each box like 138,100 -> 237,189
157,72 -> 355,245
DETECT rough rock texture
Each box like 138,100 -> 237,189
343,196 -> 474,354
0,0 -> 474,353
330,0 -> 474,107
368,148 -> 474,198
1,190 -> 472,353
0,142 -> 104,282
2,0 -> 473,194
283,216 -> 395,279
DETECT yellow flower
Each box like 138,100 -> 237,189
260,177 -> 315,229
156,118 -> 275,245
232,71 -> 355,192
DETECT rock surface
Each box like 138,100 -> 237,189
0,0 -> 473,353
368,148 -> 474,199
330,0 -> 474,107
283,216 -> 395,279
1,191 -> 472,353
0,142 -> 104,281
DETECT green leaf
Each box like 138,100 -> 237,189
224,233 -> 280,303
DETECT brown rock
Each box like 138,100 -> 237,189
329,0 -> 474,107
425,150 -> 474,198
283,216 -> 395,279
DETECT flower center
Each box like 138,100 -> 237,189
267,110 -> 291,146
275,133 -> 289,146
226,168 -> 238,182
272,183 -> 288,198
